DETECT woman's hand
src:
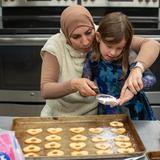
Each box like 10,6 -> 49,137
121,67 -> 143,96
71,78 -> 98,96
117,88 -> 134,106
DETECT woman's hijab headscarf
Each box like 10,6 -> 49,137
60,5 -> 95,45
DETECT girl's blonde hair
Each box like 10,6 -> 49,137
92,12 -> 133,79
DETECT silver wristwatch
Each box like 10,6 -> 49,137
130,61 -> 145,73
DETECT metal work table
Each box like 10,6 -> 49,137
0,116 -> 160,160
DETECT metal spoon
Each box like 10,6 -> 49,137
93,87 -> 117,106
96,94 -> 117,106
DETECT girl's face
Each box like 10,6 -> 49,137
96,32 -> 126,61
69,26 -> 95,53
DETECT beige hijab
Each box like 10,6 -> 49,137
60,5 -> 95,45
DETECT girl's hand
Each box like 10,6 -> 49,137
121,67 -> 143,97
71,78 -> 98,96
117,88 -> 134,106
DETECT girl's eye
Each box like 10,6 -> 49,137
107,45 -> 112,49
117,48 -> 124,51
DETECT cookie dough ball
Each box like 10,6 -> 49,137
69,142 -> 86,151
111,128 -> 126,134
71,151 -> 88,156
44,142 -> 61,149
47,150 -> 64,157
24,152 -> 39,157
117,147 -> 135,154
89,127 -> 104,134
91,136 -> 107,143
23,145 -> 41,153
69,127 -> 85,134
24,137 -> 42,144
109,121 -> 124,127
26,128 -> 43,135
45,134 -> 62,142
115,141 -> 132,148
95,142 -> 110,150
47,128 -> 63,134
114,135 -> 130,142
96,149 -> 113,155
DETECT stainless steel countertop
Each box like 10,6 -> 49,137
0,116 -> 160,160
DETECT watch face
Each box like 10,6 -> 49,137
130,61 -> 144,72
130,62 -> 137,69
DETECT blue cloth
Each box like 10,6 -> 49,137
82,52 -> 156,120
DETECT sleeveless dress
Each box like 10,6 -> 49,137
83,52 -> 156,120
40,32 -> 97,116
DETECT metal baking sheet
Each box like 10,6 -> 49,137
146,151 -> 160,160
12,114 -> 145,160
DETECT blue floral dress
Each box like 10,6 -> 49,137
83,53 -> 156,120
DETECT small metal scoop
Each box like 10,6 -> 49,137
93,87 -> 117,106
96,94 -> 117,106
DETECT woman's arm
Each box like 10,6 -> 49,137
131,36 -> 160,69
41,52 -> 74,98
41,52 -> 97,99
121,36 -> 160,94
119,69 -> 156,106
120,37 -> 159,103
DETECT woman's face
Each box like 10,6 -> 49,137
96,32 -> 126,61
69,26 -> 95,53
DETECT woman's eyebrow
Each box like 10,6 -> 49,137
71,28 -> 93,37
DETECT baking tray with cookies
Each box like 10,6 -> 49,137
12,114 -> 145,160
146,151 -> 160,160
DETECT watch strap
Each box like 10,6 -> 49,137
130,61 -> 145,73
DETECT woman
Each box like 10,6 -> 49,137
40,5 -> 160,116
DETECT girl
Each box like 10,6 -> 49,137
83,12 -> 156,120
